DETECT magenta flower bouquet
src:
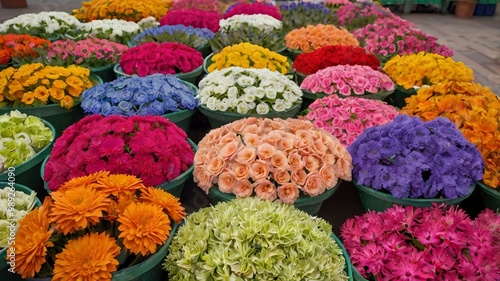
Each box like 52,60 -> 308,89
300,65 -> 394,99
223,2 -> 282,20
353,17 -> 453,62
336,2 -> 394,31
43,37 -> 129,68
170,0 -> 224,13
341,204 -> 500,280
118,42 -> 203,77
159,9 -> 221,32
43,115 -> 195,191
304,96 -> 399,146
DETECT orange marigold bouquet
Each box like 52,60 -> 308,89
0,63 -> 94,109
402,81 -> 500,190
7,172 -> 185,280
73,0 -> 172,22
0,34 -> 51,65
285,24 -> 359,53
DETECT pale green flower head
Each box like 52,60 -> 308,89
164,197 -> 348,281
9,110 -> 27,122
14,190 -> 37,211
0,219 -> 12,248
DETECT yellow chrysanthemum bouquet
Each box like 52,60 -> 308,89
73,0 -> 172,22
402,81 -> 500,190
206,42 -> 290,74
7,172 -> 185,280
0,63 -> 94,109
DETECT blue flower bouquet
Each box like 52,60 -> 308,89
348,115 -> 484,208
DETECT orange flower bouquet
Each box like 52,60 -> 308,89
6,172 -> 185,280
73,0 -> 172,22
193,117 -> 352,214
285,24 -> 359,53
402,81 -> 500,191
0,34 -> 51,65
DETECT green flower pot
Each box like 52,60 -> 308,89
352,266 -> 368,281
283,47 -> 304,60
353,180 -> 476,212
198,103 -> 302,129
478,181 -> 500,211
332,233 -> 354,281
383,86 -> 417,109
89,64 -> 117,83
0,119 -> 55,198
198,45 -> 212,59
208,180 -> 342,216
113,64 -> 203,84
0,183 -> 42,270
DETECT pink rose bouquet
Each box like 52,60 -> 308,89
193,117 -> 352,204
42,37 -> 129,68
119,42 -> 203,77
159,9 -> 221,32
304,96 -> 399,146
341,204 -> 500,280
353,17 -> 454,62
171,0 -> 224,13
43,115 -> 194,191
223,2 -> 282,20
301,65 -> 395,98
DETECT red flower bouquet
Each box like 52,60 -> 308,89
43,115 -> 195,191
0,34 -> 51,65
293,45 -> 380,75
171,0 -> 224,13
223,2 -> 282,20
159,9 -> 221,33
119,42 -> 203,77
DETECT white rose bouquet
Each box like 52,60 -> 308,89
198,67 -> 302,114
79,17 -> 159,45
0,12 -> 83,40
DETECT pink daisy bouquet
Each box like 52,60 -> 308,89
341,204 -> 500,280
43,115 -> 195,191
193,117 -> 352,204
223,2 -> 282,20
300,65 -> 395,99
159,9 -> 221,32
353,17 -> 454,63
304,96 -> 399,146
118,42 -> 203,77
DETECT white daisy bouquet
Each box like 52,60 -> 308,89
79,17 -> 159,45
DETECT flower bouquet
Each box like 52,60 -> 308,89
285,24 -> 359,55
72,0 -> 171,22
0,34 -> 51,66
300,65 -> 395,101
353,17 -> 454,63
159,9 -> 221,33
348,114 -> 484,211
116,42 -> 203,83
193,117 -> 352,214
197,67 -> 302,127
205,42 -> 290,74
210,14 -> 285,53
165,197 -> 351,280
132,25 -> 214,57
303,96 -> 398,146
170,0 -> 224,13
8,172 -> 185,280
336,2 -> 394,31
383,52 -> 474,108
279,2 -> 336,33
402,82 -> 500,207
341,204 -> 500,280
79,19 -> 153,45
43,115 -> 195,196
223,2 -> 282,20
324,0 -> 353,9
0,12 -> 83,41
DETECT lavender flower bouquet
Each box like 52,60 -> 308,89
348,115 -> 484,199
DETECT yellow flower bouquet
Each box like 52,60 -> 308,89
73,0 -> 172,22
7,172 -> 185,280
0,63 -> 94,109
205,42 -> 290,74
402,81 -> 500,190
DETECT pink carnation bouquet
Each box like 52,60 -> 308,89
193,117 -> 352,204
118,42 -> 203,77
43,115 -> 195,191
341,204 -> 500,280
171,0 -> 224,13
300,65 -> 395,99
223,2 -> 282,20
304,96 -> 399,146
159,9 -> 221,32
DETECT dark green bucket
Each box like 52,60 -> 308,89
478,181 -> 500,211
113,64 -> 203,84
90,64 -> 117,83
352,266 -> 368,281
383,86 -> 417,109
332,233 -> 354,281
162,109 -> 196,133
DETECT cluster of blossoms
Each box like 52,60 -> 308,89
336,2 -> 394,30
132,24 -> 214,50
0,12 -> 82,40
279,1 -> 334,32
79,18 -> 157,45
159,9 -> 221,33
0,34 -> 51,65
170,0 -> 224,13
223,2 -> 282,20
219,14 -> 282,33
285,24 -> 359,53
72,0 -> 171,22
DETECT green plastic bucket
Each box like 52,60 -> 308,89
114,64 -> 203,84
198,45 -> 212,59
354,180 -> 476,212
352,266 -> 368,281
198,103 -> 302,129
209,180 -> 342,216
383,86 -> 417,109
90,64 -> 117,83
332,233 -> 354,281
0,119 -> 55,199
478,181 -> 500,211
0,183 -> 42,270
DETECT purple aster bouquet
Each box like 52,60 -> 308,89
341,204 -> 500,280
81,74 -> 199,116
348,115 -> 484,199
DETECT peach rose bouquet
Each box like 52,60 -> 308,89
285,24 -> 359,53
193,117 -> 352,204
